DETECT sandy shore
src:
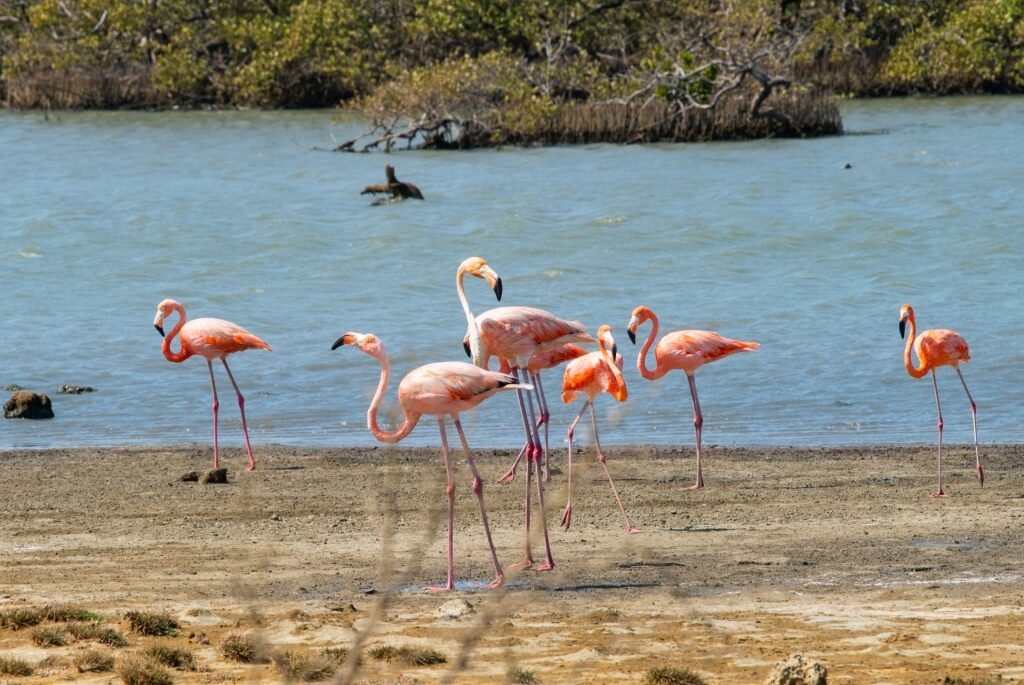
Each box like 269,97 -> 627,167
1,444 -> 1022,683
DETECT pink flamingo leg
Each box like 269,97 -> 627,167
685,373 -> 705,490
222,358 -> 257,471
535,373 -> 553,482
561,401 -> 589,530
955,367 -> 983,486
453,418 -> 504,589
428,418 -> 457,592
207,360 -> 220,470
509,368 -> 536,570
521,375 -> 555,571
590,403 -> 639,533
931,370 -> 946,498
498,444 -> 528,483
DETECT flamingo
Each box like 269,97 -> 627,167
560,325 -> 638,534
153,299 -> 271,471
457,257 -> 593,571
898,304 -> 983,497
626,306 -> 759,490
462,339 -> 588,482
332,331 -> 528,590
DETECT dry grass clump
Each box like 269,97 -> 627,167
943,677 -> 1006,685
30,625 -> 69,646
0,655 -> 34,676
0,607 -> 43,630
643,667 -> 707,685
75,648 -> 116,673
367,644 -> 446,666
124,611 -> 179,636
67,621 -> 129,647
144,644 -> 196,671
221,633 -> 269,663
273,649 -> 337,681
508,665 -> 539,683
321,646 -> 349,664
43,604 -> 104,623
116,654 -> 174,685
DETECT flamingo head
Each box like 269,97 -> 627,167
597,324 -> 617,362
332,332 -> 384,357
459,256 -> 502,301
898,304 -> 914,339
153,298 -> 181,337
626,305 -> 652,344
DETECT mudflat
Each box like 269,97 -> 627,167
1,444 -> 1022,683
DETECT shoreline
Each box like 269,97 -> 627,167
2,445 -> 1023,682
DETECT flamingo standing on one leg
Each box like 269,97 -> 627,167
560,325 -> 638,534
898,304 -> 983,497
153,299 -> 271,471
626,306 -> 759,490
463,338 -> 587,482
333,331 -> 528,590
457,257 -> 593,572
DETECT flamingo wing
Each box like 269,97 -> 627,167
478,306 -> 593,361
181,318 -> 271,358
916,329 -> 970,366
657,330 -> 758,371
400,362 -> 518,412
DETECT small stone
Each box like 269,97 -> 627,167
203,468 -> 229,484
436,598 -> 475,620
4,391 -> 54,419
269,513 -> 281,521
58,384 -> 95,394
764,653 -> 827,685
180,471 -> 200,482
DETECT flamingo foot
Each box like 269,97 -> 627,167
542,466 -> 550,483
246,463 -> 256,472
427,584 -> 455,592
498,466 -> 517,482
487,574 -> 504,590
509,559 -> 534,571
684,481 -> 705,490
533,561 -> 554,572
561,505 -> 573,531
626,525 -> 640,534
930,490 -> 947,498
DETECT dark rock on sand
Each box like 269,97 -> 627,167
180,471 -> 200,482
4,391 -> 55,419
58,384 -> 95,394
203,468 -> 229,484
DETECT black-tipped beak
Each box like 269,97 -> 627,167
463,340 -> 472,357
154,324 -> 165,338
899,319 -> 906,339
493,277 -> 502,301
627,328 -> 636,345
331,336 -> 346,350
611,343 -> 618,360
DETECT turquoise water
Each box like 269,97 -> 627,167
2,98 -> 1022,450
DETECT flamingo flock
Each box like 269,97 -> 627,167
153,258 -> 984,590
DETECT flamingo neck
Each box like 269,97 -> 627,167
366,346 -> 419,443
903,312 -> 928,378
161,303 -> 190,363
457,268 -> 485,367
637,311 -> 668,380
600,336 -> 628,402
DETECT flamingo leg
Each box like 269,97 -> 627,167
509,368 -> 536,570
522,374 -> 555,571
428,417 -> 457,592
535,373 -> 552,481
453,418 -> 504,589
498,444 -> 528,483
685,373 -> 705,490
222,358 -> 257,471
955,367 -> 983,487
561,401 -> 589,531
931,370 -> 946,497
590,402 -> 639,534
207,360 -> 220,470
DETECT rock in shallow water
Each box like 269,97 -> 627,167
4,391 -> 54,419
58,384 -> 95,394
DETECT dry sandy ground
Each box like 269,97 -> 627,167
1,444 -> 1023,684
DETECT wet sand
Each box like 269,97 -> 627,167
1,444 -> 1023,683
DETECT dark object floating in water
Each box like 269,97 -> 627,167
4,391 -> 54,419
2,384 -> 24,392
203,468 -> 229,484
844,162 -> 852,169
361,165 -> 424,203
59,384 -> 95,394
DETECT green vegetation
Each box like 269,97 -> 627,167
74,648 -> 116,673
643,666 -> 707,685
115,655 -> 174,685
144,645 -> 196,671
30,625 -> 69,647
272,649 -> 338,681
124,611 -> 179,637
367,644 -> 446,666
67,621 -> 130,647
1,0 -> 1022,143
508,665 -> 540,684
220,633 -> 269,663
0,655 -> 34,677
42,604 -> 105,623
0,607 -> 43,630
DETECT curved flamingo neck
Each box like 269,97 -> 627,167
903,312 -> 928,378
366,346 -> 419,443
637,311 -> 668,380
161,303 -> 190,363
456,267 -> 485,367
600,336 -> 627,401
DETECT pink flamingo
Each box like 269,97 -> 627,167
457,257 -> 593,571
560,325 -> 638,534
153,299 -> 271,471
899,304 -> 983,497
463,339 -> 588,482
332,331 -> 528,590
627,306 -> 759,489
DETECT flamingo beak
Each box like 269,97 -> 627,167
493,276 -> 503,301
332,333 -> 358,350
899,318 -> 906,339
626,316 -> 639,344
627,328 -> 636,344
463,340 -> 472,357
611,342 -> 618,359
154,324 -> 165,338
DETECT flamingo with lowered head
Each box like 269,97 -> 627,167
560,325 -> 638,534
898,304 -> 983,497
153,299 -> 271,471
626,305 -> 759,490
457,256 -> 593,571
333,331 -> 529,590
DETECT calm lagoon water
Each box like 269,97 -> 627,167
1,97 -> 1022,450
